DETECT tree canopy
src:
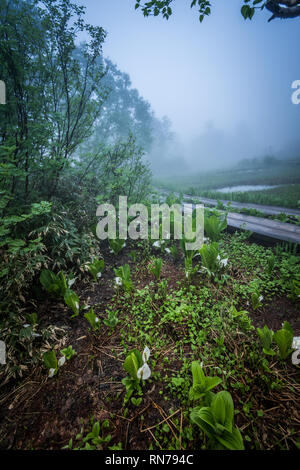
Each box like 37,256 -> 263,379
134,1 -> 300,22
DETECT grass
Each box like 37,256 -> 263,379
154,159 -> 300,208
1,232 -> 299,450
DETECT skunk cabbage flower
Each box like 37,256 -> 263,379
259,295 -> 263,303
137,363 -> 151,380
153,240 -> 162,248
48,368 -> 56,378
115,277 -> 122,286
58,356 -> 66,367
142,346 -> 150,363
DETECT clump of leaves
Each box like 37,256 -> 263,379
109,238 -> 126,255
84,308 -> 101,331
189,361 -> 222,402
190,391 -> 244,450
199,242 -> 227,278
204,214 -> 227,242
122,347 -> 151,404
150,257 -> 163,280
114,264 -> 133,292
43,346 -> 76,377
87,259 -> 104,282
103,310 -> 119,329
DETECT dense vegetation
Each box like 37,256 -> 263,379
0,0 -> 299,452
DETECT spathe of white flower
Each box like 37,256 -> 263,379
152,240 -> 162,248
142,346 -> 150,363
48,368 -> 56,378
291,350 -> 300,366
58,356 -> 66,367
259,295 -> 263,302
137,363 -> 151,380
115,277 -> 122,286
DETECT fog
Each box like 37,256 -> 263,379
75,0 -> 300,175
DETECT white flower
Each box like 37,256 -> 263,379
95,317 -> 100,323
115,277 -> 122,286
259,295 -> 263,303
291,350 -> 300,366
48,368 -> 56,378
165,248 -> 171,254
58,356 -> 66,367
142,346 -> 150,363
152,240 -> 161,248
220,258 -> 228,268
75,302 -> 79,311
292,337 -> 300,350
23,324 -> 30,328
97,272 -> 102,278
137,363 -> 151,380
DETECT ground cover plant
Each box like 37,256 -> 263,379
0,230 -> 299,450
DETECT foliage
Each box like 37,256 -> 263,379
204,214 -> 227,242
189,361 -> 222,402
84,308 -> 101,331
150,258 -> 163,280
190,391 -> 244,450
87,259 -> 105,282
114,264 -> 133,292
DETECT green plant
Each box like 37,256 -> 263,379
274,322 -> 294,360
204,214 -> 227,242
43,346 -> 75,377
257,325 -> 275,356
64,289 -> 80,317
62,419 -> 112,450
189,361 -> 222,402
190,391 -> 244,450
122,347 -> 151,403
87,259 -> 105,282
103,310 -> 119,329
114,264 -> 133,292
199,242 -> 227,278
150,258 -> 163,280
61,345 -> 76,360
230,306 -> 253,332
129,250 -> 137,262
84,308 -> 101,331
251,291 -> 263,310
109,238 -> 126,255
288,279 -> 300,302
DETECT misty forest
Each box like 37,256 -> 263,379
0,0 -> 299,452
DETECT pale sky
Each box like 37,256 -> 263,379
75,0 -> 300,165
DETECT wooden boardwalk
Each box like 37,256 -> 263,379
183,194 -> 300,218
181,201 -> 300,245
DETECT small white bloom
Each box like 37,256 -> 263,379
258,295 -> 263,303
165,248 -> 171,254
292,337 -> 300,350
220,258 -> 228,268
48,368 -> 56,378
95,317 -> 100,323
97,272 -> 102,278
68,278 -> 75,288
58,356 -> 66,367
115,277 -> 122,286
75,302 -> 79,311
142,346 -> 150,363
152,240 -> 161,248
23,324 -> 30,328
291,349 -> 300,366
137,363 -> 151,380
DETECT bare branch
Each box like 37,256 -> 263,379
266,0 -> 300,21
